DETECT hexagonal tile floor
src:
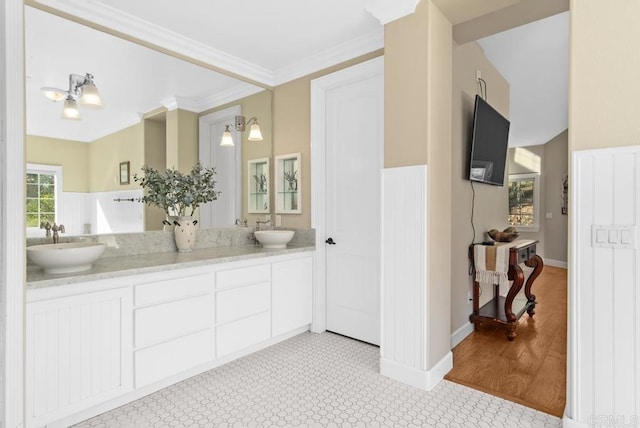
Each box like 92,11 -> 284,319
75,332 -> 562,427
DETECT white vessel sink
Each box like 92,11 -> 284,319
27,242 -> 107,274
254,230 -> 295,249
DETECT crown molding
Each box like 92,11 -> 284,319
30,0 -> 276,86
196,84 -> 265,112
365,0 -> 419,25
273,28 -> 384,86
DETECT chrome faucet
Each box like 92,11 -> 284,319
40,221 -> 52,238
235,218 -> 248,227
255,218 -> 271,231
51,223 -> 65,244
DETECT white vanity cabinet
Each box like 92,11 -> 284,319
25,251 -> 313,428
132,270 -> 216,387
272,257 -> 313,336
26,285 -> 133,428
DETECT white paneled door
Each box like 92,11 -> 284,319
199,106 -> 241,227
323,59 -> 383,345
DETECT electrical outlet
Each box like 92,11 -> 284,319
275,215 -> 282,227
476,69 -> 482,82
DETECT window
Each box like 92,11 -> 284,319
26,164 -> 62,235
508,173 -> 540,231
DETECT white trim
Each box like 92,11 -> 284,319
545,259 -> 568,269
365,0 -> 419,24
196,85 -> 264,113
1,0 -> 25,425
30,0 -> 384,87
562,415 -> 588,428
30,0 -> 274,86
450,322 -> 474,348
272,29 -> 383,86
380,351 -> 453,391
310,56 -> 384,334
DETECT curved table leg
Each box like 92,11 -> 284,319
524,255 -> 544,317
505,264 -> 525,323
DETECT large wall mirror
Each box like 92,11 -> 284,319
25,6 -> 273,237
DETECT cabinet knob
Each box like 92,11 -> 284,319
325,237 -> 336,245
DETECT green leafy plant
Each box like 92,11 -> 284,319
134,163 -> 220,216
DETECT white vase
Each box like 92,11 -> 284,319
163,215 -> 179,232
173,216 -> 197,252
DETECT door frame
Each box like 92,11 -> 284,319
198,105 -> 242,227
309,56 -> 384,334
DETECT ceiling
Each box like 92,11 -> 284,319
477,11 -> 569,147
26,0 -> 567,146
26,6 -> 264,142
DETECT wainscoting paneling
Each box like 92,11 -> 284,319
380,165 -> 432,388
571,147 -> 639,424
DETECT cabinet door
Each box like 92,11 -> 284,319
272,256 -> 313,337
26,287 -> 133,427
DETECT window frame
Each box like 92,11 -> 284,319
507,172 -> 540,232
26,163 -> 63,237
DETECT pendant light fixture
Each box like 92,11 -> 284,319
41,72 -> 103,119
219,115 -> 264,147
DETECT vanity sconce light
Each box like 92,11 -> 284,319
41,72 -> 103,120
220,115 -> 263,147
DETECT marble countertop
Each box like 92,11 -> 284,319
27,244 -> 315,289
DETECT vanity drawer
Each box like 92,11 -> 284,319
216,311 -> 270,358
135,294 -> 214,348
216,282 -> 270,325
134,329 -> 214,387
216,264 -> 270,290
134,273 -> 214,307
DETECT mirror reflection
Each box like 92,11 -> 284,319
25,6 -> 272,237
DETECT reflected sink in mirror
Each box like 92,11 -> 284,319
254,230 -> 295,249
27,242 -> 106,274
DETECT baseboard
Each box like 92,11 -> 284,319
451,322 -> 474,348
563,414 -> 588,428
545,259 -> 568,269
380,351 -> 453,391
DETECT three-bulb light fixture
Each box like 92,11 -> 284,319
41,73 -> 103,120
220,115 -> 263,147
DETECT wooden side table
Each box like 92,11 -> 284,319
469,240 -> 544,340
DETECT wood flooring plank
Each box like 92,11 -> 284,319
445,266 -> 567,417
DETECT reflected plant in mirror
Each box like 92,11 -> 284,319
134,163 -> 220,217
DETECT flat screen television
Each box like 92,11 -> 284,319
468,95 -> 510,186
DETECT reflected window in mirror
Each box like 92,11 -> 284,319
26,163 -> 63,236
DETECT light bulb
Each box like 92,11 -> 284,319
61,97 -> 80,120
248,123 -> 263,141
220,126 -> 234,147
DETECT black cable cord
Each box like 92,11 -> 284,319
469,180 -> 477,276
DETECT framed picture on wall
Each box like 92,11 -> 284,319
119,161 -> 130,185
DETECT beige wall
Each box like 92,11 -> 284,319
166,109 -> 199,173
450,41 -> 510,334
506,133 -> 569,264
143,117 -> 167,230
385,0 -> 453,368
199,89 -> 273,224
542,130 -> 568,262
273,51 -> 383,228
26,135 -> 90,192
569,1 -> 640,151
89,122 -> 145,192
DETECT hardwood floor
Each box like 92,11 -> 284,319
445,265 -> 567,417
